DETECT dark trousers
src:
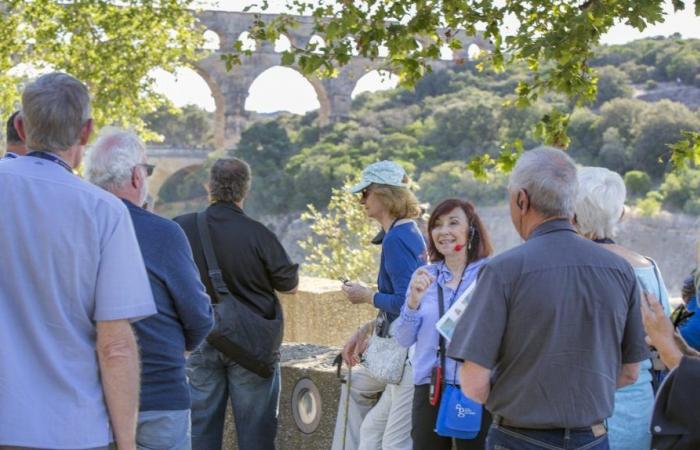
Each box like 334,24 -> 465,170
486,423 -> 609,450
187,341 -> 280,450
411,384 -> 491,450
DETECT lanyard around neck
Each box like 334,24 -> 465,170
437,263 -> 468,375
27,151 -> 73,173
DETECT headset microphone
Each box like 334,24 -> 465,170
454,244 -> 463,252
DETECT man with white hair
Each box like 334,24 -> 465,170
0,73 -> 156,450
85,128 -> 214,450
448,147 -> 649,450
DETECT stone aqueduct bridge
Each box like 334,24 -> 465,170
150,10 -> 490,201
195,10 -> 491,151
146,148 -> 208,202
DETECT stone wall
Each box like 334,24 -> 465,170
279,277 -> 378,346
271,206 -> 700,298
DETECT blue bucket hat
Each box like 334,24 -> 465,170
349,160 -> 408,193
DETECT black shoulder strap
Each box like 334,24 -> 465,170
196,211 -> 230,303
437,285 -> 446,371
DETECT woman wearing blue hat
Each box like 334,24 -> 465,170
331,160 -> 426,450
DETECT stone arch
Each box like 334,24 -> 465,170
467,43 -> 482,60
157,163 -> 207,204
274,34 -> 292,53
351,70 -> 399,98
237,31 -> 257,52
203,29 -> 221,50
439,43 -> 454,61
244,65 -> 330,122
190,64 -> 226,152
308,35 -> 326,54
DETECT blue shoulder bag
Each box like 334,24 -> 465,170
434,284 -> 482,439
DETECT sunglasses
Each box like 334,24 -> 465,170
136,163 -> 155,177
361,187 -> 372,199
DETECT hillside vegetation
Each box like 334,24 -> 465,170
153,35 -> 700,217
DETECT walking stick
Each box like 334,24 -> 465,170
342,364 -> 352,450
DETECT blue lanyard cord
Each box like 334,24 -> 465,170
437,263 -> 468,383
27,151 -> 73,173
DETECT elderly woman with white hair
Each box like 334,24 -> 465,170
574,166 -> 672,450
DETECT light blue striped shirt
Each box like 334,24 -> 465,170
0,155 -> 156,448
395,258 -> 488,385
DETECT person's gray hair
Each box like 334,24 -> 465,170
209,158 -> 251,204
21,72 -> 91,153
574,166 -> 626,239
84,127 -> 146,192
508,146 -> 578,218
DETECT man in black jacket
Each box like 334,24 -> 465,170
175,157 -> 299,450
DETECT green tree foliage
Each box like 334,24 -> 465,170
636,191 -> 663,216
227,0 -> 699,155
594,66 -> 634,107
624,170 -> 652,197
299,179 -> 380,283
631,100 -> 700,178
0,0 -> 202,139
233,121 -> 297,215
598,127 -> 629,174
144,104 -> 214,148
659,169 -> 700,213
416,162 -> 507,208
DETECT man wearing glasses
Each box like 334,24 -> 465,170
85,127 -> 214,450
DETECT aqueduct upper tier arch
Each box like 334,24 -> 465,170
194,10 -> 492,152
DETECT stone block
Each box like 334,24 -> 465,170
222,343 -> 343,450
280,277 -> 377,347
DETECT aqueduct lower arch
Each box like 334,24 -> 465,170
194,10 -> 491,152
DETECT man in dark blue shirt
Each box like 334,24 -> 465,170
85,127 -> 214,450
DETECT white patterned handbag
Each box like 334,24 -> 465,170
362,312 -> 408,384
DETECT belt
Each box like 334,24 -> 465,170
494,416 -> 607,436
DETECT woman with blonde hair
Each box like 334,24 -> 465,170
331,160 -> 426,450
574,166 -> 672,450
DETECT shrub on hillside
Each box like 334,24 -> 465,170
624,170 -> 652,197
299,178 -> 381,283
660,169 -> 700,213
417,161 -> 507,209
636,191 -> 663,217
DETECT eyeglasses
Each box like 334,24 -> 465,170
361,188 -> 372,200
136,163 -> 155,177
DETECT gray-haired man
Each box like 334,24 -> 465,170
0,73 -> 156,449
174,158 -> 299,450
85,128 -> 214,450
448,147 -> 649,450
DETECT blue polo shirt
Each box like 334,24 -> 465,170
0,155 -> 156,448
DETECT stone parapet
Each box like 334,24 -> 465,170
223,343 -> 344,450
280,276 -> 378,347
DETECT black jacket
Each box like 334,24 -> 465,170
174,202 -> 299,319
651,356 -> 700,450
